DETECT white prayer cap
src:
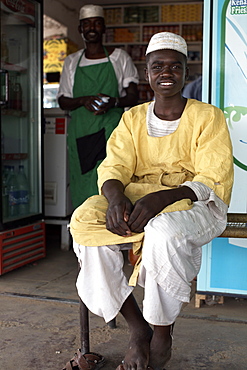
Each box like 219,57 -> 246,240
146,32 -> 187,57
79,4 -> 104,20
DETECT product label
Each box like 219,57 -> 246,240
230,0 -> 247,14
19,190 -> 29,204
1,0 -> 34,16
1,0 -> 35,25
8,190 -> 19,205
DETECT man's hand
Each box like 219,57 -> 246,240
91,94 -> 115,115
106,193 -> 133,236
102,181 -> 197,236
128,187 -> 198,233
58,94 -> 110,114
102,180 -> 133,237
127,192 -> 165,233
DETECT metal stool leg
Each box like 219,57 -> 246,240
79,297 -> 117,354
79,298 -> 90,354
78,262 -> 117,355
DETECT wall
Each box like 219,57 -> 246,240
44,0 -> 82,47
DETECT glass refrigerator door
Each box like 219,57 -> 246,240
0,0 -> 43,229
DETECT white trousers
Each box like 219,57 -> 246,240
73,202 -> 226,325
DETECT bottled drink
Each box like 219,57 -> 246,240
3,165 -> 10,183
7,166 -> 18,217
92,96 -> 109,111
17,165 -> 29,215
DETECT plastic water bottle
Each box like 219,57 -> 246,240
3,165 -> 10,181
17,165 -> 30,215
92,96 -> 110,111
7,165 -> 18,217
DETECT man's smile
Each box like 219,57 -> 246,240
159,80 -> 175,86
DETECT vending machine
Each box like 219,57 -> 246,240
197,0 -> 247,297
0,0 -> 45,275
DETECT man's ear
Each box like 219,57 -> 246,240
78,24 -> 82,34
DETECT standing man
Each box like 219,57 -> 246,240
58,4 -> 139,209
65,32 -> 233,370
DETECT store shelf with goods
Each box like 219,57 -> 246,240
1,109 -> 27,117
103,2 -> 203,102
2,153 -> 28,161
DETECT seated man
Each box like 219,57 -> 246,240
69,32 -> 233,370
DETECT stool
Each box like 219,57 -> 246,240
79,213 -> 247,352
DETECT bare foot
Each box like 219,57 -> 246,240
148,325 -> 173,370
121,325 -> 153,370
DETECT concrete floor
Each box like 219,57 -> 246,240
0,224 -> 247,370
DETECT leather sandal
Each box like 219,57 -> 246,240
63,349 -> 105,370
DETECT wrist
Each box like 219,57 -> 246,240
102,179 -> 124,199
114,97 -> 120,107
80,96 -> 85,107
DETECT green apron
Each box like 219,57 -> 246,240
68,48 -> 124,209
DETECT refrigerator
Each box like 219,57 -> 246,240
42,106 -> 73,251
197,0 -> 247,297
43,106 -> 73,219
0,0 -> 45,275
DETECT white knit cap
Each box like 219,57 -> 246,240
146,32 -> 187,57
79,4 -> 104,20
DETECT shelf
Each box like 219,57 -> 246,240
2,153 -> 28,160
104,3 -> 202,24
103,3 -> 203,58
0,62 -> 26,73
105,25 -> 202,44
1,108 -> 27,117
132,59 -> 202,64
160,3 -> 202,23
106,41 -> 202,46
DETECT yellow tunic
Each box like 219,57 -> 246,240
70,99 -> 233,253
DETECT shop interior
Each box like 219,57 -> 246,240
1,1 -> 247,369
42,1 -> 204,240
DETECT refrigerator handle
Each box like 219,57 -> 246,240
0,69 -> 9,106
